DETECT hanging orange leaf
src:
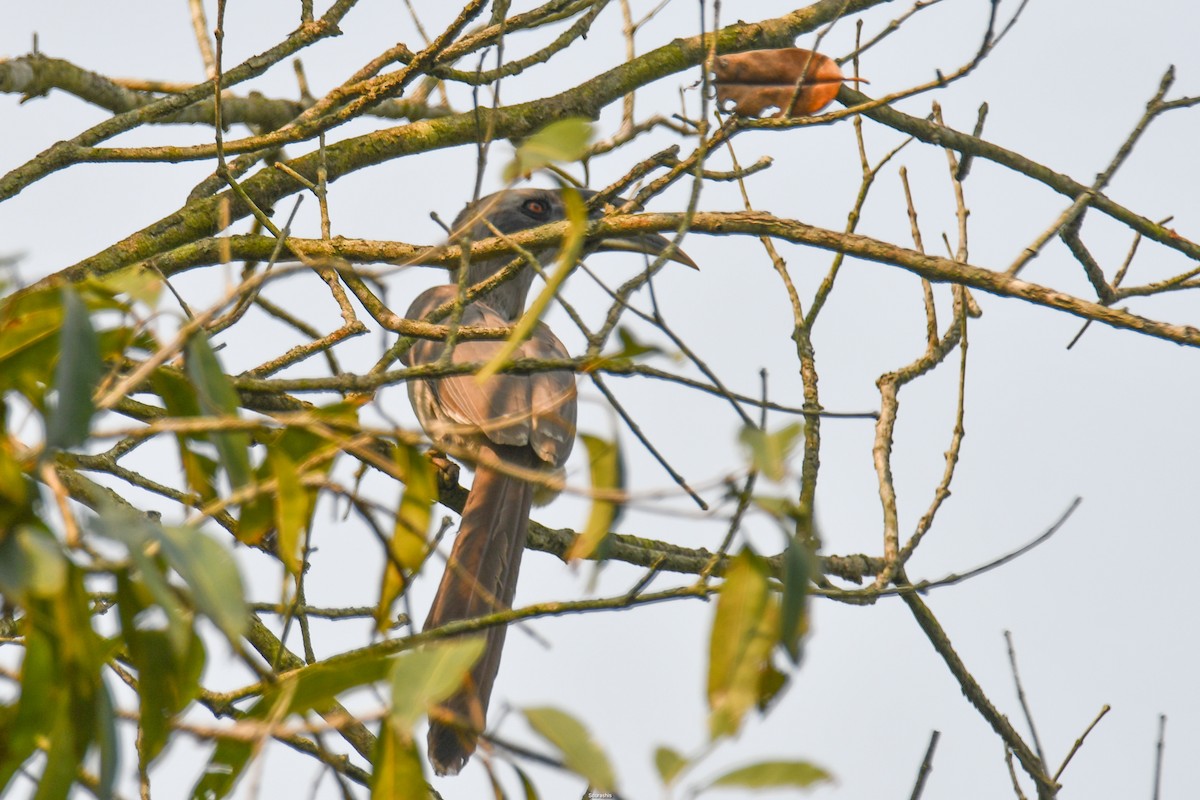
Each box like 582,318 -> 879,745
713,48 -> 844,118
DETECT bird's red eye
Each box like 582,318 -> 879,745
522,198 -> 549,217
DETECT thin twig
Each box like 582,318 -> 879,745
1052,704 -> 1110,782
901,588 -> 1057,797
908,730 -> 941,800
1151,714 -> 1167,800
1005,747 -> 1030,800
590,374 -> 708,510
1007,67 -> 1176,276
187,0 -> 218,79
1004,630 -> 1048,768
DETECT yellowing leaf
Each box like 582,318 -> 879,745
391,444 -> 436,568
371,720 -> 429,800
0,565 -> 109,798
1,625 -> 56,786
376,445 -> 436,632
757,661 -> 788,712
35,699 -> 79,799
94,264 -> 163,308
0,287 -> 62,366
654,746 -> 688,785
707,549 -> 780,739
565,434 -> 622,561
477,187 -> 587,381
0,434 -> 31,529
615,326 -> 663,360
705,759 -> 832,792
268,447 -> 308,573
504,118 -> 594,181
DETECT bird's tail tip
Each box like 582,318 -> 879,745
427,723 -> 472,776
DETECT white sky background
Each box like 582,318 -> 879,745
2,1 -> 1199,798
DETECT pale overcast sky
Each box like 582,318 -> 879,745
2,2 -> 1199,798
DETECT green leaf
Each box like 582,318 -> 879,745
45,288 -> 103,451
182,447 -> 221,504
118,569 -> 205,769
151,365 -> 203,419
376,445 -> 436,632
707,549 -> 779,739
0,626 -> 55,791
1,565 -> 110,799
477,187 -> 587,381
513,764 -> 541,800
91,507 -> 195,658
388,638 -> 485,730
185,333 -> 252,492
565,434 -> 623,561
654,746 -> 688,785
779,535 -> 811,664
615,326 -> 662,360
93,679 -> 120,800
152,368 -> 221,506
581,326 -> 669,373
504,118 -> 594,181
34,699 -> 78,800
94,503 -> 240,653
524,706 -> 617,793
739,423 -> 802,483
276,649 -> 396,715
750,495 -> 812,533
158,525 -> 249,646
0,526 -> 67,600
137,633 -> 206,767
704,760 -> 832,792
371,720 -> 429,800
193,647 -> 395,799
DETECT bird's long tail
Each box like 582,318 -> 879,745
425,443 -> 535,776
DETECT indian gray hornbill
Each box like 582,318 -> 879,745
401,187 -> 695,775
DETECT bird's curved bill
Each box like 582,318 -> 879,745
592,232 -> 699,269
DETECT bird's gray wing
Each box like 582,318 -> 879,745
402,285 -> 576,466
522,320 -> 576,468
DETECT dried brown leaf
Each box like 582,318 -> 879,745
713,48 -> 843,118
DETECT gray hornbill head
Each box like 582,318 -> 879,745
450,187 -> 698,270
